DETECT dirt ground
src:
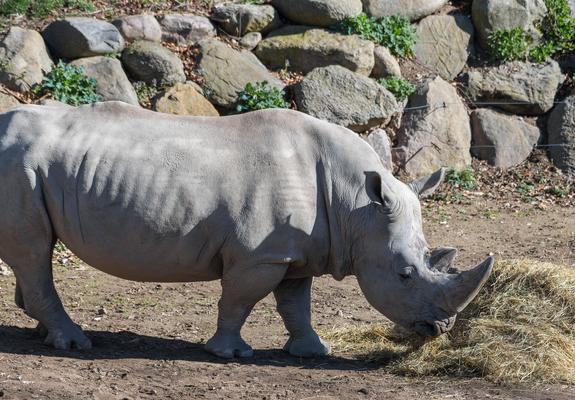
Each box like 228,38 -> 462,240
0,190 -> 574,400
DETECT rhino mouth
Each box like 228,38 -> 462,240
413,316 -> 456,337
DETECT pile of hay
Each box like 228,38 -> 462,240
321,259 -> 575,383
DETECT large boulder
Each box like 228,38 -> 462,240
0,92 -> 20,112
196,39 -> 284,109
271,0 -> 362,27
212,4 -> 281,36
293,65 -> 398,132
467,60 -> 564,115
121,40 -> 186,86
158,14 -> 216,45
470,109 -> 540,168
547,94 -> 575,173
362,0 -> 448,21
471,0 -> 547,48
372,46 -> 401,78
254,26 -> 374,75
70,56 -> 139,105
154,82 -> 219,117
42,18 -> 125,59
414,14 -> 474,81
395,76 -> 471,178
112,14 -> 162,42
364,129 -> 394,170
0,27 -> 53,92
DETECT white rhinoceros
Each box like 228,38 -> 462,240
0,102 -> 492,358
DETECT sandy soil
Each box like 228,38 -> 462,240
0,196 -> 574,400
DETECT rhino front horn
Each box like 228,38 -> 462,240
446,257 -> 494,313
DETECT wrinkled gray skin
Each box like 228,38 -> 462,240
0,102 -> 493,358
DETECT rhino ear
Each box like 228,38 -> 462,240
364,171 -> 397,212
409,167 -> 447,198
429,247 -> 458,273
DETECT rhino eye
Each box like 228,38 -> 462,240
399,266 -> 414,280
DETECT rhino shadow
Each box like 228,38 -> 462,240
0,325 -> 382,371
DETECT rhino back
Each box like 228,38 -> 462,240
0,103 -> 339,281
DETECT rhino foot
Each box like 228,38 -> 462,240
284,333 -> 331,358
44,324 -> 92,350
205,331 -> 253,359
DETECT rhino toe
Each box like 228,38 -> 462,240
205,331 -> 253,359
284,333 -> 331,357
44,325 -> 92,350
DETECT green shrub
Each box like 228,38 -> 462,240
34,60 -> 99,106
487,27 -> 530,62
540,0 -> 575,54
446,168 -> 476,190
377,76 -> 416,101
487,0 -> 575,63
236,81 -> 288,113
337,13 -> 417,57
0,0 -> 94,17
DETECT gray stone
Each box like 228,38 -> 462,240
547,94 -> 575,173
395,76 -> 471,178
240,32 -> 262,50
467,60 -> 564,115
0,27 -> 53,92
71,56 -> 139,106
154,82 -> 219,116
371,46 -> 401,78
255,26 -> 374,75
364,129 -> 394,170
271,0 -> 362,27
121,40 -> 186,86
0,92 -> 20,112
158,14 -> 216,45
197,39 -> 284,108
112,14 -> 162,42
212,4 -> 281,36
42,18 -> 125,59
293,65 -> 398,132
363,0 -> 448,21
470,109 -> 540,168
569,0 -> 575,16
471,0 -> 547,48
415,14 -> 474,81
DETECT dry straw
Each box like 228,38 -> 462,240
321,259 -> 575,384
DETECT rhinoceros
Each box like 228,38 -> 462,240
0,102 -> 492,358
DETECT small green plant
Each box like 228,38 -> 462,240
378,76 -> 416,101
487,27 -> 530,62
547,184 -> 572,197
337,13 -> 417,57
132,81 -> 159,108
34,60 -> 99,106
446,168 -> 476,190
236,81 -> 288,113
0,0 -> 94,17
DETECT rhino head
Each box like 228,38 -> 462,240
353,168 -> 493,337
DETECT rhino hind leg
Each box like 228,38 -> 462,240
0,175 -> 90,350
274,277 -> 330,357
15,282 -> 49,337
205,263 -> 288,359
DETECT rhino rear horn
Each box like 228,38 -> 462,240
445,257 -> 494,313
409,167 -> 447,198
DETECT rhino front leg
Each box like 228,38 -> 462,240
274,277 -> 330,357
205,263 -> 288,359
